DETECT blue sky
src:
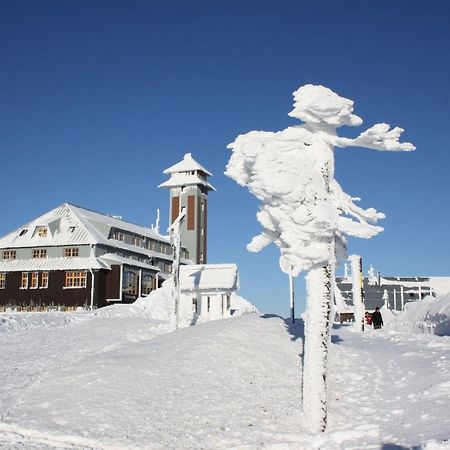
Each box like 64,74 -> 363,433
1,0 -> 449,316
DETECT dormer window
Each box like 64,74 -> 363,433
34,226 -> 48,238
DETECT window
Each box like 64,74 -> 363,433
192,298 -> 198,314
112,230 -> 125,241
41,272 -> 48,289
132,236 -> 143,247
122,268 -> 139,296
207,296 -> 211,312
0,273 -> 5,289
65,271 -> 87,288
141,272 -> 153,296
30,272 -> 38,289
64,247 -> 79,257
19,229 -> 28,236
20,272 -> 28,289
2,250 -> 16,260
68,226 -> 76,233
33,249 -> 47,258
36,226 -> 47,237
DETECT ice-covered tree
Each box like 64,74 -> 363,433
225,84 -> 414,432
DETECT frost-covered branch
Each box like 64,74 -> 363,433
333,123 -> 415,152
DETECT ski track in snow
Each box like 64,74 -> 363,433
0,311 -> 449,449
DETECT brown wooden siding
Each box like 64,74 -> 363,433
0,271 -> 92,308
171,196 -> 180,224
187,195 -> 195,230
196,195 -> 201,263
105,265 -> 121,301
95,270 -> 109,308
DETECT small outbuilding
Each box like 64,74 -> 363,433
179,263 -> 239,322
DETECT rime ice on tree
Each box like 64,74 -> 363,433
225,84 -> 414,432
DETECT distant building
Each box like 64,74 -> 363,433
0,154 -> 218,311
335,263 -> 450,316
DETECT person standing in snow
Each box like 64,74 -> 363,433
371,307 -> 383,329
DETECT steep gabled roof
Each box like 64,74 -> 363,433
0,203 -> 169,250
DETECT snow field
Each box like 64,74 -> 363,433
1,307 -> 449,448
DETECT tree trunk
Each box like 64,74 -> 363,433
303,264 -> 333,433
289,272 -> 295,324
350,255 -> 365,332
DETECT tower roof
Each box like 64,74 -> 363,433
159,153 -> 216,191
163,153 -> 213,176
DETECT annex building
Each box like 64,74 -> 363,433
0,153 -> 219,311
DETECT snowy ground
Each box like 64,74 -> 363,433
1,303 -> 449,449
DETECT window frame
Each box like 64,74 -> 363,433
30,272 -> 39,289
64,271 -> 87,289
40,272 -> 49,289
0,273 -> 5,289
64,247 -> 79,258
20,272 -> 29,289
2,250 -> 16,260
33,249 -> 47,259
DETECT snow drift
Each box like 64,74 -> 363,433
385,294 -> 450,336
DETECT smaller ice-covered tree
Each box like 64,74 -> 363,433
225,84 -> 414,432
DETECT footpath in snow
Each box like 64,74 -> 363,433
1,303 -> 450,449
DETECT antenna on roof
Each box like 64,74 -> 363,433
151,209 -> 160,234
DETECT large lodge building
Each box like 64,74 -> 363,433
0,153 -> 215,311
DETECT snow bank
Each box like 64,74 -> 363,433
0,280 -> 257,335
230,292 -> 258,315
0,310 -> 88,333
385,294 -> 450,336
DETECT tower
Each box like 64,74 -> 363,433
159,153 -> 215,264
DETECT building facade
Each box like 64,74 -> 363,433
0,153 -> 217,311
335,262 -> 450,314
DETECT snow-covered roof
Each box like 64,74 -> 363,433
180,264 -> 239,293
158,172 -> 216,191
159,153 -> 215,191
99,253 -> 161,272
0,203 -> 170,250
0,256 -> 110,272
163,153 -> 212,176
